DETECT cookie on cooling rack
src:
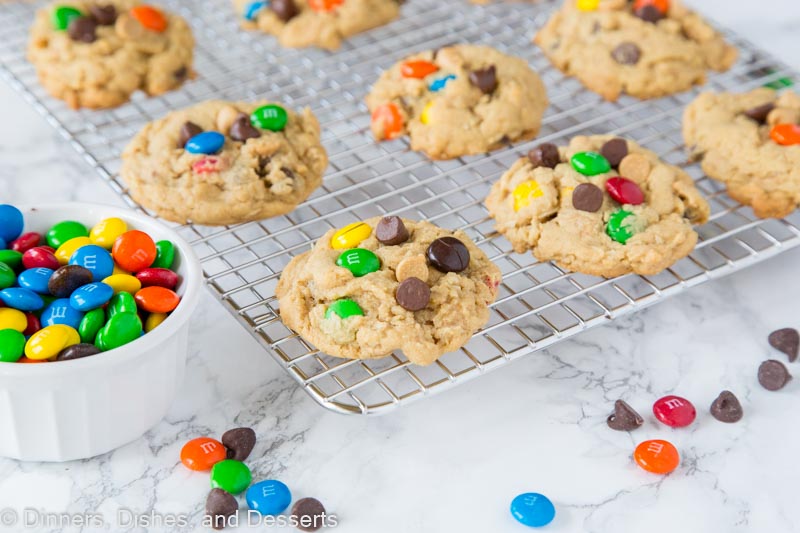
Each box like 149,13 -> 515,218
533,0 -> 737,101
485,135 -> 710,277
683,89 -> 800,219
233,0 -> 400,50
27,0 -> 195,109
121,100 -> 328,226
366,44 -> 548,160
275,217 -> 502,366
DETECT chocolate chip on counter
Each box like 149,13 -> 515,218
221,427 -> 256,461
270,0 -> 298,22
89,4 -> 117,25
67,16 -> 98,43
57,343 -> 102,361
178,121 -> 203,148
291,498 -> 327,532
758,359 -> 792,391
635,5 -> 664,23
206,488 -> 239,531
709,390 -> 743,423
572,183 -> 604,213
48,265 -> 93,298
528,142 -> 560,169
395,277 -> 430,311
229,114 -> 261,142
600,138 -> 629,168
768,327 -> 799,362
375,216 -> 409,245
743,103 -> 775,124
469,65 -> 497,94
611,42 -> 641,65
606,399 -> 644,431
426,236 -> 470,273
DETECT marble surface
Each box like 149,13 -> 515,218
1,1 -> 800,532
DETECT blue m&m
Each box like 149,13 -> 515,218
246,480 -> 292,516
0,204 -> 24,243
69,244 -> 114,281
185,132 -> 225,155
429,74 -> 456,92
41,298 -> 84,329
0,287 -> 44,311
510,493 -> 555,527
17,268 -> 54,294
244,0 -> 268,20
70,282 -> 114,312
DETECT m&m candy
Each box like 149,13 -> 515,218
181,437 -> 227,471
571,151 -> 611,176
130,4 -> 168,32
770,123 -> 800,146
653,395 -> 696,427
634,439 -> 680,474
246,480 -> 292,515
510,492 -> 556,527
211,460 -> 252,495
371,102 -> 404,140
401,60 -> 439,79
330,222 -> 371,250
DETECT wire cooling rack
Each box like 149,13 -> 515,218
1,0 -> 799,414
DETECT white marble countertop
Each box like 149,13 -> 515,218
1,1 -> 799,532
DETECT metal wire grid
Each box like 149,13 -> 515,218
1,0 -> 799,414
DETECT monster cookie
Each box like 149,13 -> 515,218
275,217 -> 501,365
534,0 -> 737,101
485,135 -> 710,277
121,100 -> 328,225
683,89 -> 800,219
234,0 -> 399,50
27,1 -> 194,109
366,44 -> 548,159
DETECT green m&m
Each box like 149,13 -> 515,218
571,151 -> 611,176
46,220 -> 88,249
606,209 -> 639,244
152,240 -> 176,269
335,248 -> 380,277
108,292 -> 137,317
96,312 -> 141,351
0,250 -> 22,271
0,329 -> 26,363
0,262 -> 16,289
52,6 -> 83,31
210,460 -> 252,495
78,308 -> 105,343
250,105 -> 288,131
325,299 -> 364,319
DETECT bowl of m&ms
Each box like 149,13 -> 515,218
0,203 -> 201,461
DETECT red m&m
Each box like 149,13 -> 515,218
606,177 -> 644,206
653,395 -> 696,427
400,60 -> 439,79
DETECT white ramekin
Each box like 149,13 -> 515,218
0,203 -> 202,462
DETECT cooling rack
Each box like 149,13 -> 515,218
1,0 -> 799,414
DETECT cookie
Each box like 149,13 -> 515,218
534,0 -> 737,101
27,1 -> 195,109
233,0 -> 400,50
275,217 -> 501,366
121,100 -> 328,226
485,135 -> 710,277
683,89 -> 800,219
366,44 -> 548,160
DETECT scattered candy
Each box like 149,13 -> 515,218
510,492 -> 556,528
336,249 -> 380,278
599,138 -> 629,167
206,488 -> 239,531
221,427 -> 256,461
251,105 -> 288,132
246,480 -> 291,515
709,390 -> 743,423
758,359 -> 792,391
46,220 -> 88,249
57,343 -> 101,361
528,143 -> 560,169
653,395 -> 696,428
429,74 -> 456,92
770,123 -> 800,146
396,277 -> 430,311
606,399 -> 644,431
572,183 -> 604,213
211,460 -> 252,495
469,65 -> 497,94
52,5 -> 83,31
291,498 -> 327,532
25,324 -> 80,360
330,222 -> 371,250
0,329 -> 25,363
512,180 -> 544,212
571,151 -> 611,176
371,103 -> 404,140
182,437 -> 228,471
606,209 -> 637,244
48,265 -> 93,298
605,177 -> 644,206
634,439 -> 679,474
375,216 -> 409,245
70,282 -> 114,312
401,60 -> 439,79
186,132 -> 226,155
427,237 -> 470,273
768,327 -> 799,362
325,299 -> 363,319
130,5 -> 168,32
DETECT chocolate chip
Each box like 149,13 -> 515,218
527,143 -> 560,169
270,0 -> 298,22
635,5 -> 664,23
56,343 -> 101,361
174,66 -> 188,80
280,166 -> 295,179
178,121 -> 203,148
291,498 -> 327,532
743,103 -> 775,124
768,328 -> 799,362
606,400 -> 644,431
611,42 -> 641,65
600,138 -> 629,168
221,427 -> 256,461
375,216 -> 409,245
229,114 -> 261,142
67,16 -> 98,43
469,65 -> 497,94
48,265 -> 93,298
88,4 -> 117,25
426,236 -> 470,273
758,359 -> 792,391
572,183 -> 604,212
205,488 -> 238,531
709,390 -> 743,423
395,277 -> 430,311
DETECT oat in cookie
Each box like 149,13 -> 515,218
121,100 -> 328,226
276,217 -> 502,366
27,0 -> 195,109
534,0 -> 737,101
366,44 -> 548,160
233,0 -> 400,50
683,89 -> 800,219
485,135 -> 709,277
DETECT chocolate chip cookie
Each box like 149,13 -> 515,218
121,100 -> 328,226
534,0 -> 737,101
233,0 -> 400,50
485,135 -> 710,277
366,44 -> 548,160
683,89 -> 800,219
276,217 -> 502,366
27,1 -> 195,109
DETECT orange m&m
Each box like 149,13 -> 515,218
633,0 -> 669,13
112,230 -> 157,273
308,0 -> 344,11
130,5 -> 168,32
633,439 -> 680,474
181,437 -> 227,471
770,123 -> 800,146
400,60 -> 439,79
134,286 -> 180,313
371,103 -> 404,140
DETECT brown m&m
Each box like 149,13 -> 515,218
427,237 -> 470,273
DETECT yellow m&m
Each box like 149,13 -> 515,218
89,217 -> 128,249
513,180 -> 544,211
330,222 -> 371,250
55,236 -> 91,264
0,308 -> 28,332
145,312 -> 168,332
103,274 -> 142,295
420,102 -> 434,125
25,325 -> 80,360
577,0 -> 600,11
